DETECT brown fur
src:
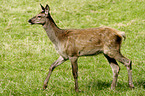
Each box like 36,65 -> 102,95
28,4 -> 134,92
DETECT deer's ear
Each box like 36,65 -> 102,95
40,4 -> 45,12
45,4 -> 50,15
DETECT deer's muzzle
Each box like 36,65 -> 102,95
28,19 -> 34,25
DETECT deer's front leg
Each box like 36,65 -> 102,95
43,56 -> 66,90
69,56 -> 79,92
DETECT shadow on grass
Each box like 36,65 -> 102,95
86,79 -> 135,91
86,79 -> 145,91
86,80 -> 111,90
134,79 -> 145,89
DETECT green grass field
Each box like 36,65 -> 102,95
0,0 -> 145,95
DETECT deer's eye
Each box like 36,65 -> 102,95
38,16 -> 41,18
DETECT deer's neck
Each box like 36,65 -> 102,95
43,15 -> 61,46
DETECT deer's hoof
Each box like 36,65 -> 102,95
75,88 -> 80,92
111,84 -> 115,90
111,87 -> 115,90
129,84 -> 135,89
43,84 -> 47,90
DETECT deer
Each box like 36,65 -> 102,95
28,4 -> 134,92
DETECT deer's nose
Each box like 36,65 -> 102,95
28,19 -> 34,25
28,19 -> 32,23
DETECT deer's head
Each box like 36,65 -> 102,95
28,4 -> 50,25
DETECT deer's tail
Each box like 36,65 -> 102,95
117,31 -> 126,41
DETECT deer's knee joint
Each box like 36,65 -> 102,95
49,66 -> 55,71
112,65 -> 120,77
74,75 -> 78,79
125,60 -> 132,69
117,66 -> 120,73
114,68 -> 120,76
111,64 -> 120,71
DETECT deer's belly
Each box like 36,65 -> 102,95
78,48 -> 103,56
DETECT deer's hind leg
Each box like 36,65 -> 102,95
114,53 -> 134,89
104,54 -> 120,90
104,49 -> 134,89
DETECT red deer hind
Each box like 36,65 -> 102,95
28,4 -> 134,92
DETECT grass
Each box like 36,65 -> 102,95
0,0 -> 145,95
